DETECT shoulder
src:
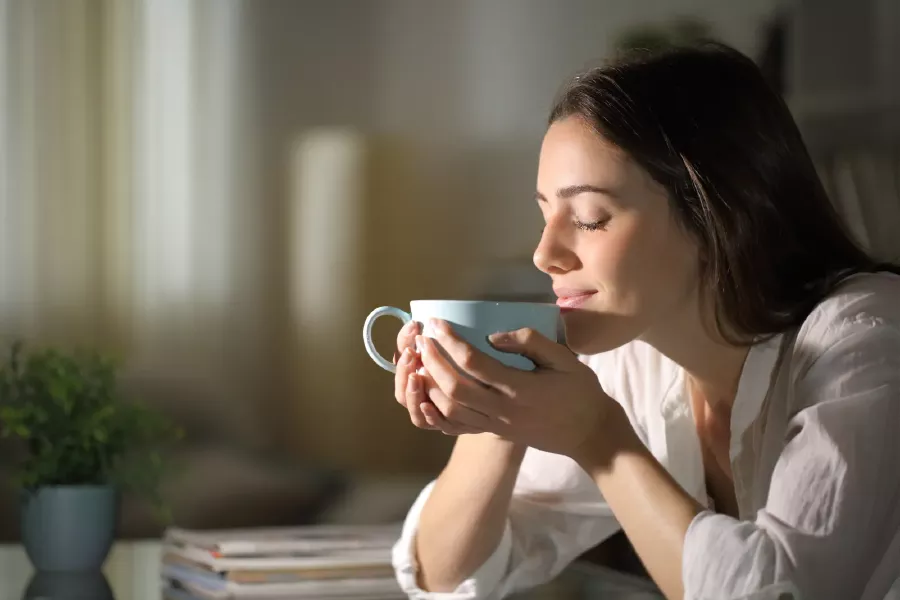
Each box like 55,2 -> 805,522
799,271 -> 900,338
786,271 -> 900,406
793,271 -> 900,360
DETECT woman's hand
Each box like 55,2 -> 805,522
393,320 -> 481,436
411,318 -> 621,460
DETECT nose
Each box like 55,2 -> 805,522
533,217 -> 579,275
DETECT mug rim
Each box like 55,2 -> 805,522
409,299 -> 557,309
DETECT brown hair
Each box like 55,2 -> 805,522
550,42 -> 899,343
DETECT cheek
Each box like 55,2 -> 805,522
642,223 -> 698,304
580,215 -> 697,308
650,221 -> 700,295
578,217 -> 653,300
562,218 -> 698,354
577,225 -> 635,283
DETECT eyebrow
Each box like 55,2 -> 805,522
534,184 -> 617,202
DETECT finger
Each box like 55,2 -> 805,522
420,402 -> 480,436
425,381 -> 493,430
488,327 -> 575,370
394,347 -> 418,406
396,320 -> 421,356
412,404 -> 439,430
406,373 -> 438,429
416,335 -> 499,422
429,319 -> 513,386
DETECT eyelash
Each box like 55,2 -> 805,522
574,218 -> 610,232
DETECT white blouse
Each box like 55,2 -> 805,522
391,272 -> 900,599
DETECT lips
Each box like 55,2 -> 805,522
554,288 -> 597,310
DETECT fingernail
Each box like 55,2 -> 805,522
488,332 -> 509,345
401,320 -> 415,334
429,318 -> 444,335
415,335 -> 425,354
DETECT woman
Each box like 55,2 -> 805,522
390,43 -> 900,600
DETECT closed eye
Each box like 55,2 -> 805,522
574,218 -> 610,231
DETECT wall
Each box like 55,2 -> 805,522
239,0 -> 786,474
788,0 -> 900,149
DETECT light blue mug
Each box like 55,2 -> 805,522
362,300 -> 561,373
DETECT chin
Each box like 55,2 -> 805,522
561,309 -> 640,356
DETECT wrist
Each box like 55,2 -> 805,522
457,432 -> 527,464
571,403 -> 639,474
479,433 -> 528,461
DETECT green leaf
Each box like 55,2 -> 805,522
0,338 -> 184,519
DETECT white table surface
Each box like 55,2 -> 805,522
0,539 -> 670,600
3,540 -> 897,600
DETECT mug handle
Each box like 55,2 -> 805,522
363,306 -> 413,373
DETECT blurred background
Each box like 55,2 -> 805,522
0,0 -> 897,539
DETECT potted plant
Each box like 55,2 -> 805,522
0,340 -> 182,572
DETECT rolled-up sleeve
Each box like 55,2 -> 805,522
683,315 -> 900,600
391,481 -> 514,600
391,452 -> 621,599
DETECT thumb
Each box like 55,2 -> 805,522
488,328 -> 574,370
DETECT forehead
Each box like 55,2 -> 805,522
537,115 -> 674,212
538,116 -> 632,184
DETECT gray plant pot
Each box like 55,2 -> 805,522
23,571 -> 114,600
20,485 -> 118,572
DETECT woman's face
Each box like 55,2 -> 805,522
534,116 -> 701,354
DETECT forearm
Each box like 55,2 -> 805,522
415,434 -> 527,592
576,407 -> 705,600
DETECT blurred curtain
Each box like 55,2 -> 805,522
815,146 -> 900,262
0,0 -> 272,448
0,0 -> 453,480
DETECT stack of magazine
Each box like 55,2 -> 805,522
160,523 -> 406,599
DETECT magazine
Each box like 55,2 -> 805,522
164,523 -> 402,557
